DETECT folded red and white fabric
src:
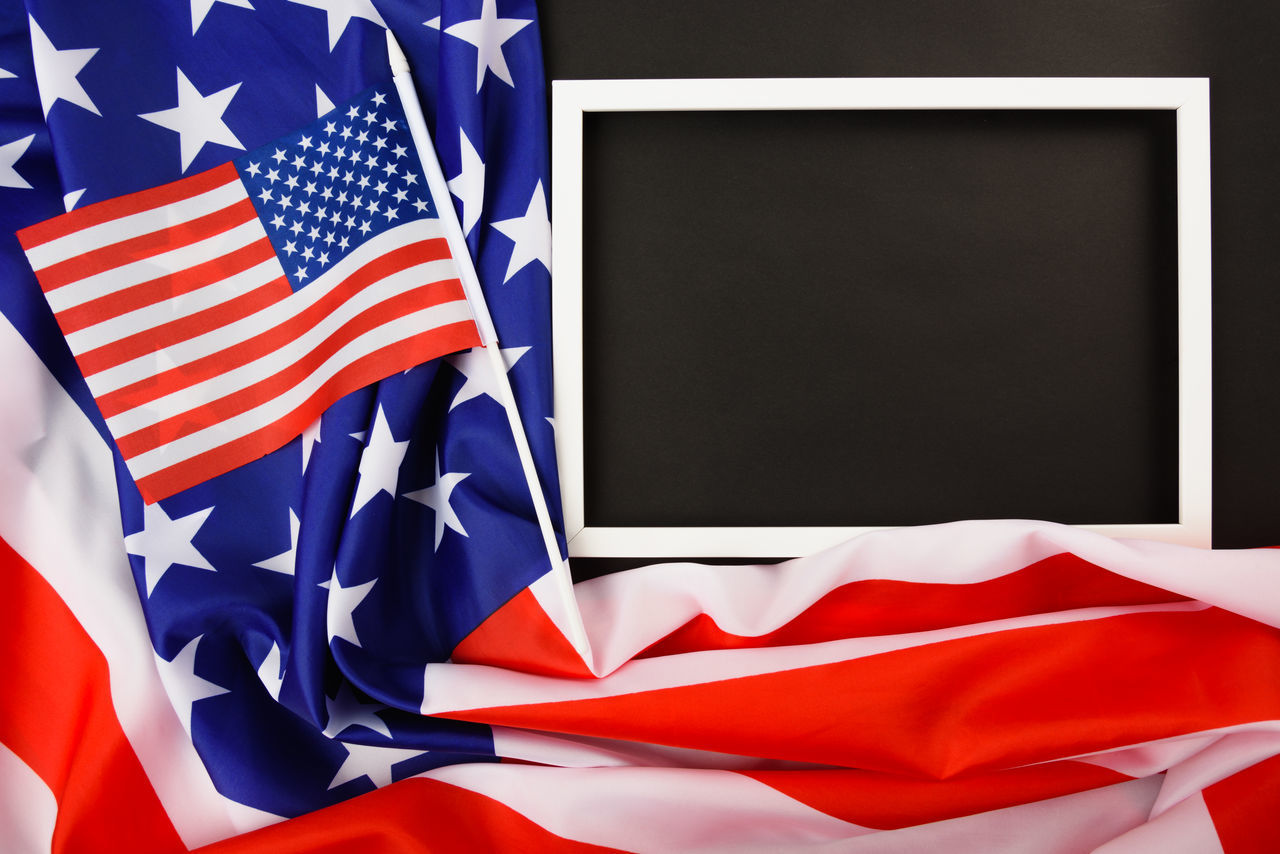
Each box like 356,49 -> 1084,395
183,519 -> 1280,853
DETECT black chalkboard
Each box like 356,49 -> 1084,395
579,107 -> 1179,530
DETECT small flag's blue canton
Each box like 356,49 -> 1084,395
236,85 -> 435,293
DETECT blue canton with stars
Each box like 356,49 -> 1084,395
237,84 -> 436,292
0,0 -> 560,820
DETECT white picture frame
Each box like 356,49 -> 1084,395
550,78 -> 1211,558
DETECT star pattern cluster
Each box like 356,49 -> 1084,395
237,86 -> 434,290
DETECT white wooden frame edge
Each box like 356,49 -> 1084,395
551,78 -> 1212,558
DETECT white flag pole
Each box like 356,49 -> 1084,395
386,31 -> 590,662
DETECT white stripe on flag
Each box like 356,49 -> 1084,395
422,764 -> 874,852
489,726 -> 822,771
23,178 -> 247,271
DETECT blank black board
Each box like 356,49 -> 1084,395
579,107 -> 1180,531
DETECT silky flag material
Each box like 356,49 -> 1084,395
6,2 -> 1280,853
16,83 -> 481,502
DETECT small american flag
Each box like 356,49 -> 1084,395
17,83 -> 481,503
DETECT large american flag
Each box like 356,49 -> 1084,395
2,2 -> 1280,852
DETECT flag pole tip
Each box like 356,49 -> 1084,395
386,29 -> 410,75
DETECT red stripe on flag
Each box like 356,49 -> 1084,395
76,276 -> 294,376
96,238 -> 453,416
113,279 -> 470,455
1202,751 -> 1280,854
134,319 -> 480,501
16,163 -> 241,249
54,237 -> 277,335
453,588 -> 594,678
0,536 -> 185,853
34,198 -> 260,292
637,552 -> 1188,658
192,775 -> 624,854
741,761 -> 1130,831
442,608 -> 1280,779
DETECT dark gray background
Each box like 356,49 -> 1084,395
538,1 -> 1280,562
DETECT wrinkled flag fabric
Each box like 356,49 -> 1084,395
2,2 -> 1279,853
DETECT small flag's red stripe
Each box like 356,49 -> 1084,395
35,198 -> 260,292
76,277 -> 292,377
95,238 -> 453,417
442,607 -> 1280,779
0,536 -> 185,853
16,163 -> 240,250
636,552 -> 1188,659
115,286 -> 470,456
741,761 -> 1131,831
193,775 -> 624,854
134,321 -> 482,502
54,238 -> 276,335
